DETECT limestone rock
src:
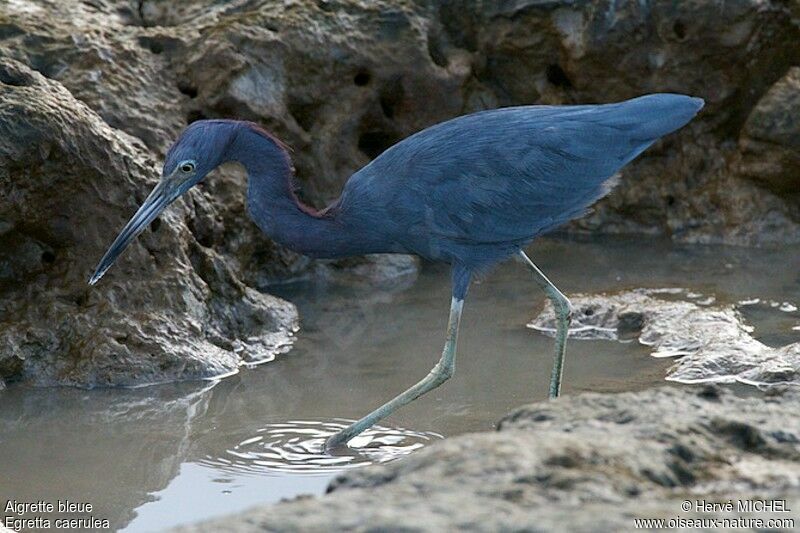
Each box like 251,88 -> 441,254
738,67 -> 800,194
172,386 -> 800,532
2,0 -> 800,386
178,0 -> 800,244
529,288 -> 800,388
0,60 -> 297,386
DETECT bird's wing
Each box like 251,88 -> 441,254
343,94 -> 702,247
406,120 -> 623,244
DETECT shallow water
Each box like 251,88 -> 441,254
1,236 -> 798,532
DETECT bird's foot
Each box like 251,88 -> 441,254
324,431 -> 353,453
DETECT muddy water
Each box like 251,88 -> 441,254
1,236 -> 797,532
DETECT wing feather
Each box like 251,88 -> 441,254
340,94 -> 702,253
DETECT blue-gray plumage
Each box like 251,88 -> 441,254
89,93 -> 704,450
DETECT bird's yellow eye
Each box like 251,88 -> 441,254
180,162 -> 195,173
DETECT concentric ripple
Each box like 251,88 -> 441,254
200,419 -> 443,475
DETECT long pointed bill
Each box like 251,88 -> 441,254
88,180 -> 173,285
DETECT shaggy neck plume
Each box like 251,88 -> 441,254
224,123 -> 363,258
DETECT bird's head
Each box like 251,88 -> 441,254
88,120 -> 238,285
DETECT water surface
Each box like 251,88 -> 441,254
1,236 -> 797,531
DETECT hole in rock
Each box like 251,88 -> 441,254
673,21 -> 687,40
0,67 -> 34,87
545,64 -> 572,88
379,77 -> 404,119
177,82 -> 198,98
187,110 -> 208,124
427,32 -> 448,67
353,70 -> 371,87
138,36 -> 164,54
358,131 -> 397,159
288,99 -> 318,131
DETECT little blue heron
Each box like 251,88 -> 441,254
89,93 -> 703,450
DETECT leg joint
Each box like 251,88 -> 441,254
430,360 -> 455,384
552,294 -> 574,322
439,361 -> 455,381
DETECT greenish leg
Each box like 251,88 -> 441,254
325,296 -> 464,451
518,250 -> 573,399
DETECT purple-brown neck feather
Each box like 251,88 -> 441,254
216,120 -> 377,258
237,121 -> 329,218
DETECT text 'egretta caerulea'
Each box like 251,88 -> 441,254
90,93 -> 703,450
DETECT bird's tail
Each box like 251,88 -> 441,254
555,93 -> 703,224
609,94 -> 704,164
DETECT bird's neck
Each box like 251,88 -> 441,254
226,126 -> 363,258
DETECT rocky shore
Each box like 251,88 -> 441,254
0,60 -> 298,387
173,385 -> 800,532
1,0 -> 799,387
530,288 -> 800,388
1,2 -> 799,531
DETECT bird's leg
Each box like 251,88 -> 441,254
518,250 -> 573,399
325,296 -> 464,451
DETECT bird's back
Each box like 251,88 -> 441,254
338,94 -> 703,269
